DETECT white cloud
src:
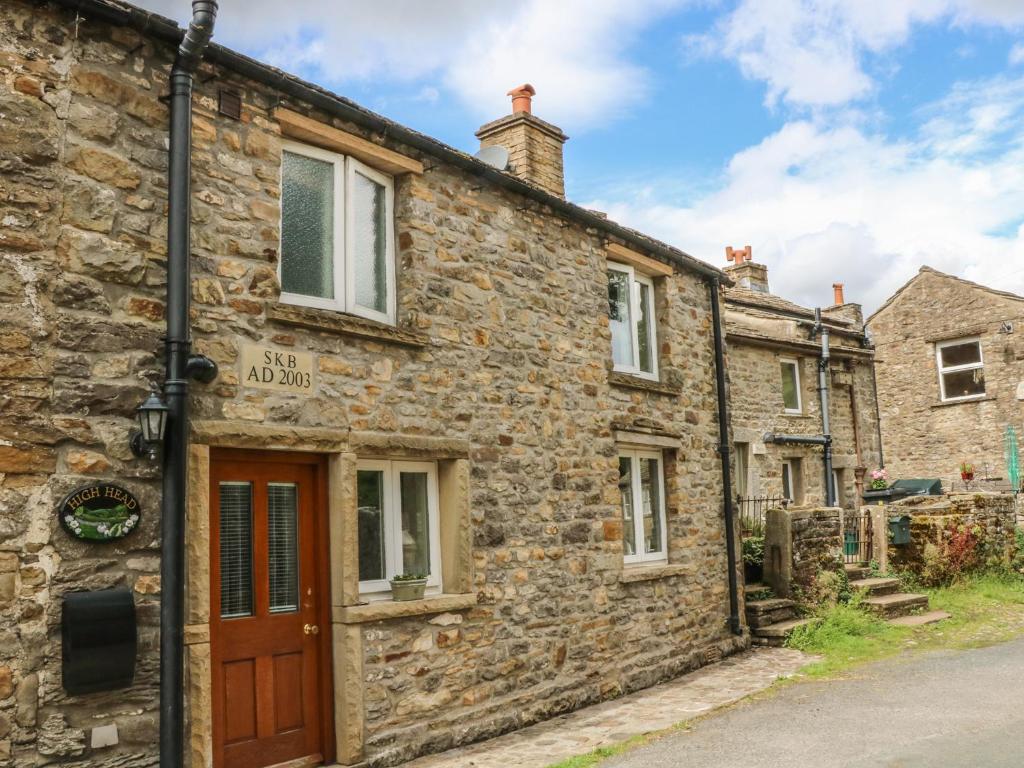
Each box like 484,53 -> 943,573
1011,43 -> 1024,65
585,74 -> 1024,314
135,0 -> 685,129
691,0 -> 1024,108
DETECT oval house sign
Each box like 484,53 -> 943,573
58,484 -> 141,542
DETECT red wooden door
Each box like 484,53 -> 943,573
210,451 -> 333,768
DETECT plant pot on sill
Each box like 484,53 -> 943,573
390,578 -> 427,602
961,472 -> 974,482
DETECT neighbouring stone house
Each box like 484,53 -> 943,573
869,266 -> 1024,488
0,2 -> 746,768
723,248 -> 883,515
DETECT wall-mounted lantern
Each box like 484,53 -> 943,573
129,392 -> 168,460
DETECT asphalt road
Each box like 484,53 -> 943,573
604,637 -> 1024,768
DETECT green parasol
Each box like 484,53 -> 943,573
1006,425 -> 1021,492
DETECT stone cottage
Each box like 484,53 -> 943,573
723,247 -> 883,514
868,266 -> 1024,488
0,2 -> 746,767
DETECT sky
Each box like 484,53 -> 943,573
137,0 -> 1024,314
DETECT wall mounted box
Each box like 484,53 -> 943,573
62,588 -> 137,695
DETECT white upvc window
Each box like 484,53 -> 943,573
617,450 -> 668,564
782,459 -> 795,504
936,337 -> 985,402
779,357 -> 802,414
608,263 -> 658,380
279,141 -> 396,325
356,460 -> 441,597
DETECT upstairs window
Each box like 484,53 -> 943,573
780,358 -> 802,413
280,141 -> 396,324
608,263 -> 658,380
936,337 -> 985,402
618,450 -> 668,564
357,460 -> 440,597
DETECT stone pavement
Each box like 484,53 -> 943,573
401,646 -> 812,768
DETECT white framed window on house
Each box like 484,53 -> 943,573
608,263 -> 658,380
782,458 -> 803,505
617,450 -> 668,564
936,337 -> 985,402
779,357 -> 802,414
279,141 -> 396,324
356,460 -> 441,597
734,442 -> 750,498
832,468 -> 845,508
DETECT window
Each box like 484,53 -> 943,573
782,458 -> 803,505
780,358 -> 802,413
608,263 -> 658,379
280,141 -> 396,324
831,468 -> 844,508
356,460 -> 441,596
936,337 -> 985,402
734,442 -> 750,498
617,450 -> 668,564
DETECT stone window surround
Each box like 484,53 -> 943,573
184,421 -> 474,767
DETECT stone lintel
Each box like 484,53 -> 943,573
191,420 -> 348,452
349,431 -> 471,459
606,242 -> 674,277
614,430 -> 682,450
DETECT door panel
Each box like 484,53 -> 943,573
210,452 -> 332,768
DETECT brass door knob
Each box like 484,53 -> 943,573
303,623 -> 319,635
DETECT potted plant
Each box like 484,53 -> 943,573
959,461 -> 975,482
742,536 -> 764,584
869,468 -> 889,490
390,573 -> 427,602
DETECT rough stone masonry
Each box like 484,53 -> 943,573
0,2 -> 746,767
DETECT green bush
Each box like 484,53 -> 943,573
742,535 -> 764,567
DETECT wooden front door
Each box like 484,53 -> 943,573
210,450 -> 333,768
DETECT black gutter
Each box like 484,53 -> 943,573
162,3 -> 218,768
870,355 -> 885,469
813,309 -> 836,507
48,0 -> 727,285
709,278 -> 742,636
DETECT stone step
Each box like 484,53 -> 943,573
751,617 -> 817,647
888,610 -> 952,627
744,582 -> 767,596
863,592 -> 930,619
744,598 -> 798,628
849,577 -> 900,597
844,564 -> 870,581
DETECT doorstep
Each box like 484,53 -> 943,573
397,646 -> 814,768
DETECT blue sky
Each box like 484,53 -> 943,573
139,0 -> 1024,312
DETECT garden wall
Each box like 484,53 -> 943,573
763,507 -> 843,600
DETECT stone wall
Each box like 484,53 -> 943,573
0,3 -> 743,767
869,267 -> 1024,488
763,507 -> 843,600
884,493 -> 1017,576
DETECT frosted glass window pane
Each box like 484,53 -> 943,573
219,482 -> 253,619
637,282 -> 654,374
281,151 -> 335,299
608,270 -> 633,367
618,457 -> 636,556
267,483 -> 299,614
399,472 -> 430,576
352,170 -> 388,313
357,470 -> 386,582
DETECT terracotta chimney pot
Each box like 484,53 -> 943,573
725,245 -> 752,266
507,83 -> 536,114
833,283 -> 845,305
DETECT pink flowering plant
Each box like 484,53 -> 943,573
869,468 -> 889,490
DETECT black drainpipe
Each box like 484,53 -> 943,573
162,3 -> 218,767
709,278 -> 742,636
813,308 -> 836,506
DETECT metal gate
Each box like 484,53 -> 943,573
843,510 -> 873,565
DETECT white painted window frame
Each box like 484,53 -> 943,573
620,449 -> 668,565
782,459 -> 795,504
780,357 -> 802,414
935,336 -> 985,402
608,262 -> 659,381
279,141 -> 397,324
357,459 -> 442,599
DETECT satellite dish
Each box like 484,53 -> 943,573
475,145 -> 510,171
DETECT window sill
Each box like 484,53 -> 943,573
608,371 -> 682,397
333,592 -> 477,624
930,395 -> 994,408
619,563 -> 687,583
268,303 -> 429,349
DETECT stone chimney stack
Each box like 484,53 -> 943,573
476,83 -> 568,198
833,283 -> 846,305
723,245 -> 770,293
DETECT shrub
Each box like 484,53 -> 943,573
742,535 -> 764,567
920,522 -> 984,586
806,564 -> 852,607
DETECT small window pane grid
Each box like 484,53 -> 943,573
780,358 -> 801,413
267,483 -> 299,614
936,338 -> 985,402
608,263 -> 658,380
219,482 -> 254,619
356,460 -> 441,597
279,141 -> 396,325
618,450 -> 668,564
